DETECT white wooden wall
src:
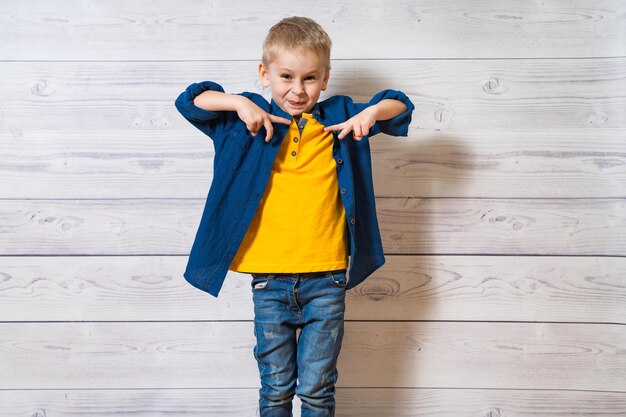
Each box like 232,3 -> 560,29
1,1 -> 625,416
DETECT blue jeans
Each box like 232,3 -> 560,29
250,269 -> 348,417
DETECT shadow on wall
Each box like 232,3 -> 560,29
335,134 -> 473,414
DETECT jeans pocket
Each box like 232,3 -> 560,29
251,275 -> 271,291
328,271 -> 348,288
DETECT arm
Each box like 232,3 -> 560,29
193,90 -> 290,141
370,99 -> 408,121
324,98 -> 411,141
193,89 -> 242,112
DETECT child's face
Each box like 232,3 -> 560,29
258,47 -> 330,118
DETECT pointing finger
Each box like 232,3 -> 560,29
263,118 -> 274,142
324,123 -> 344,132
269,114 -> 292,125
338,126 -> 352,140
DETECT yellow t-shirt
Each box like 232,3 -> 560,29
229,112 -> 349,273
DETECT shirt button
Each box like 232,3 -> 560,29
291,151 -> 297,156
341,188 -> 347,194
227,252 -> 233,257
293,137 -> 299,142
350,218 -> 356,224
337,157 -> 343,164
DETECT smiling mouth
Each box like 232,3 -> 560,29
288,101 -> 305,106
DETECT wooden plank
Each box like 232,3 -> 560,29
2,58 -> 625,130
0,198 -> 623,256
1,322 -> 624,391
0,255 -> 624,324
377,198 -> 626,255
372,130 -> 626,198
0,0 -> 623,59
1,129 -> 624,199
0,388 -> 624,417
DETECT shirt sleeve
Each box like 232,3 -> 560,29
352,89 -> 415,137
174,80 -> 240,147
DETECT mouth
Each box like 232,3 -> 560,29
288,100 -> 306,107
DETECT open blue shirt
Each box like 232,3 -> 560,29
175,81 -> 414,297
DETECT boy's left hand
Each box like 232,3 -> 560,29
324,107 -> 376,141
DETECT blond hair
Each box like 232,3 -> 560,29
262,16 -> 332,72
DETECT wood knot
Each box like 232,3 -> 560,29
482,77 -> 506,94
434,103 -> 454,124
31,80 -> 54,97
485,408 -> 503,417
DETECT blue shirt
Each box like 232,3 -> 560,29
175,80 -> 414,297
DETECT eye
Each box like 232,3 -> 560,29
305,75 -> 316,81
280,74 -> 292,80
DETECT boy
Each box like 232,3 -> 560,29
175,16 -> 413,417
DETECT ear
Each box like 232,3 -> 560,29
258,62 -> 271,87
321,68 -> 330,91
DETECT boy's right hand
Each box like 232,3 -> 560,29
236,97 -> 291,142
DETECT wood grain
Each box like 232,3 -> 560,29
0,388 -> 624,417
1,0 -> 624,59
377,197 -> 626,255
1,321 -> 624,391
1,129 -> 624,199
1,0 -> 624,414
0,255 -> 624,323
0,198 -> 622,255
1,58 -> 624,130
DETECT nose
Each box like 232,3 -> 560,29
292,80 -> 304,95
